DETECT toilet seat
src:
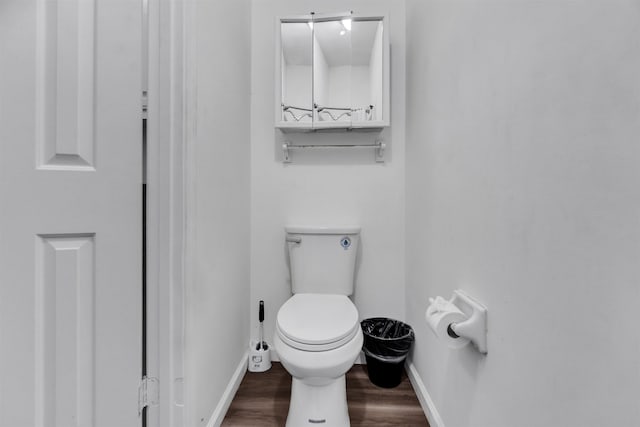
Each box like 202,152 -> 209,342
277,294 -> 359,352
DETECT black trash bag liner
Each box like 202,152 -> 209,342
361,317 -> 415,363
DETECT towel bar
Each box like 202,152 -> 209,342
282,141 -> 385,163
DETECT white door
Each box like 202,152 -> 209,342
0,0 -> 143,426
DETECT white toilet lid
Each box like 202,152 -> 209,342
277,294 -> 359,350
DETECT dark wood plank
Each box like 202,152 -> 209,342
346,364 -> 429,426
222,363 -> 291,427
222,362 -> 429,427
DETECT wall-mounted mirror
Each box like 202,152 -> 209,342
313,19 -> 352,126
351,19 -> 383,123
276,14 -> 389,131
280,21 -> 313,125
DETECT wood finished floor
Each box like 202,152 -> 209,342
222,362 -> 430,426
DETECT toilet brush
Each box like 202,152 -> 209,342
249,300 -> 271,372
257,300 -> 268,351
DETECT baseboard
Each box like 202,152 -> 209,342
406,361 -> 445,427
206,350 -> 249,427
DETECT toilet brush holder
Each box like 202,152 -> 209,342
249,300 -> 271,372
248,341 -> 271,372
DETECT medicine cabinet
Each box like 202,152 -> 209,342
276,13 -> 390,131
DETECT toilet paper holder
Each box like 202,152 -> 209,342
429,290 -> 488,354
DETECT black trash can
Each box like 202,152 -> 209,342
361,317 -> 415,388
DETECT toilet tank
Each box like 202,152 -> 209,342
286,226 -> 360,296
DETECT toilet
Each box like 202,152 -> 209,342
274,226 -> 363,427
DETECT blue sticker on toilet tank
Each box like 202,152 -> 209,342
340,237 -> 351,249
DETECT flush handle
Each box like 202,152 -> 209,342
286,235 -> 302,244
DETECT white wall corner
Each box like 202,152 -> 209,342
406,361 -> 445,427
206,351 -> 249,427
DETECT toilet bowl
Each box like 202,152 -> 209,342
274,293 -> 363,427
276,226 -> 362,426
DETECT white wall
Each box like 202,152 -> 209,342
251,0 -> 406,359
283,65 -> 312,114
327,65 -> 370,110
313,35 -> 330,108
328,65 -> 352,108
184,0 -> 251,425
405,1 -> 640,426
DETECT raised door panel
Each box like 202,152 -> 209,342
36,0 -> 96,170
35,235 -> 95,426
